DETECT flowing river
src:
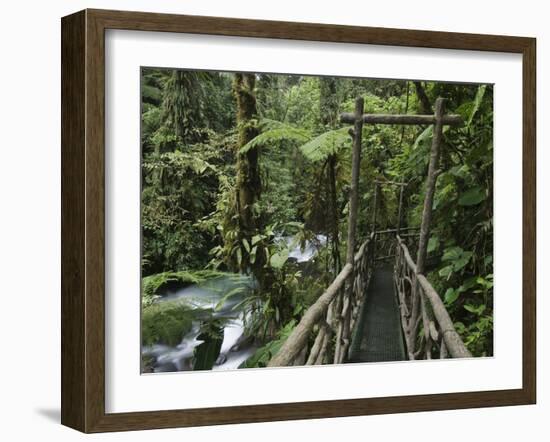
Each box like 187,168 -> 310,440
142,234 -> 327,373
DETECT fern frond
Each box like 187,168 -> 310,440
299,127 -> 352,162
239,120 -> 311,154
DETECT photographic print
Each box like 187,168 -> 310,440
61,10 -> 535,431
140,68 -> 493,374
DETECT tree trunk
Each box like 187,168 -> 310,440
416,98 -> 445,274
345,97 -> 364,265
233,73 -> 261,272
328,154 -> 341,274
320,78 -> 341,274
413,81 -> 433,115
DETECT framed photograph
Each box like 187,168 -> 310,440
61,9 -> 536,433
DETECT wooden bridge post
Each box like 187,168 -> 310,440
345,97 -> 365,265
370,182 -> 379,261
416,97 -> 445,274
397,184 -> 404,236
409,97 -> 446,358
334,97 -> 364,364
371,182 -> 379,234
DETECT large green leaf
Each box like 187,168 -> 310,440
444,288 -> 460,304
464,303 -> 486,316
455,84 -> 487,128
458,186 -> 486,206
439,265 -> 453,279
453,251 -> 473,271
442,246 -> 463,261
193,328 -> 224,370
427,236 -> 440,253
270,250 -> 289,269
441,246 -> 473,273
468,85 -> 487,126
413,125 -> 433,150
241,321 -> 296,368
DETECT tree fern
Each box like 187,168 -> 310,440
239,119 -> 311,154
299,127 -> 352,162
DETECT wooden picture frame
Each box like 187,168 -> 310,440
61,8 -> 536,433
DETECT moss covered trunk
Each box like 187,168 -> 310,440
233,73 -> 261,273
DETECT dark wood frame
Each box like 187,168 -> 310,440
61,8 -> 536,433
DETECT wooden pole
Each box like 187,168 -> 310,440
396,238 -> 471,359
397,184 -> 404,235
371,183 -> 379,234
408,98 -> 445,359
374,179 -> 407,186
416,98 -> 445,274
370,182 -> 379,261
267,263 -> 353,367
336,97 -> 364,363
417,274 -> 472,358
340,112 -> 462,126
267,239 -> 369,367
345,97 -> 364,265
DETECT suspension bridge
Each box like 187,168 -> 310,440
268,97 -> 471,368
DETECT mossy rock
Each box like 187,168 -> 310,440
141,301 -> 195,347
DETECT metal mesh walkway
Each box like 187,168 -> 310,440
348,266 -> 406,363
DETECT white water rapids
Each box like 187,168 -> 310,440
142,234 -> 327,373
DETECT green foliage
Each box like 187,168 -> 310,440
193,319 -> 225,370
161,70 -> 234,145
427,236 -> 440,253
386,83 -> 494,356
413,125 -> 433,150
299,127 -> 352,162
141,269 -> 227,307
282,77 -> 322,130
456,84 -> 487,127
142,84 -> 162,104
270,249 -> 290,269
241,321 -> 297,368
141,137 -> 233,275
141,301 -> 194,346
438,246 -> 473,279
454,302 -> 493,357
458,186 -> 486,206
239,120 -> 311,154
209,220 -> 310,339
141,68 -> 165,107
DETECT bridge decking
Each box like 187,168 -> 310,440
348,266 -> 406,363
